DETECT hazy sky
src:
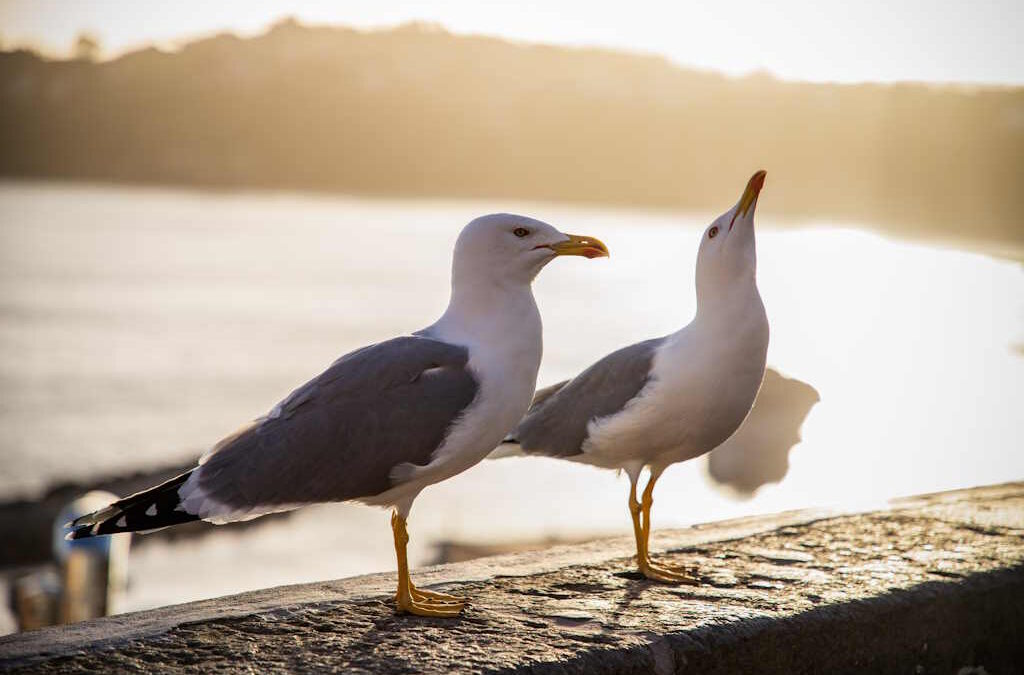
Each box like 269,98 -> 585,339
0,0 -> 1020,85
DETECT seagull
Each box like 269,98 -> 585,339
501,172 -> 768,583
66,214 -> 608,617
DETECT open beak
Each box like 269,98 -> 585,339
544,233 -> 609,259
729,170 -> 767,231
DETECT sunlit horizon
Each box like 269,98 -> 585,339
1,0 -> 1021,86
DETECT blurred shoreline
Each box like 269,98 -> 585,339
2,19 -> 1021,255
3,177 -> 1021,264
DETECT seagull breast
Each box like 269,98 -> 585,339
584,297 -> 769,468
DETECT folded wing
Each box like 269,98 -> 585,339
511,338 -> 664,458
184,335 -> 479,520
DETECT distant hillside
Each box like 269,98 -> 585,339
2,19 -> 1022,248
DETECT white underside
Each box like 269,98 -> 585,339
176,471 -> 307,524
577,297 -> 769,473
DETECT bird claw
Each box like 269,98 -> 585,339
411,586 -> 467,604
396,585 -> 466,605
395,593 -> 466,617
639,559 -> 701,585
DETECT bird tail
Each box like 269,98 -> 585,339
66,470 -> 200,540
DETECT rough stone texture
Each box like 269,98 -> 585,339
2,483 -> 1022,674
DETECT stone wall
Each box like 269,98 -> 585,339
2,482 -> 1022,673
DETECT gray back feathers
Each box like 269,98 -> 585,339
513,338 -> 663,457
197,336 -> 478,509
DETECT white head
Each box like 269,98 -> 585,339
451,213 -> 608,289
695,171 -> 767,309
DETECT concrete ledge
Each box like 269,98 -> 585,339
2,483 -> 1022,673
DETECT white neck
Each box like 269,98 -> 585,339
694,274 -> 763,328
426,278 -> 545,459
427,279 -> 543,365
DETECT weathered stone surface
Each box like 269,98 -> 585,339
2,483 -> 1023,673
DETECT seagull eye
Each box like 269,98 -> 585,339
513,227 -> 530,238
708,226 -> 719,239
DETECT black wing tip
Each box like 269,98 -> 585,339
65,505 -> 116,530
65,524 -> 96,541
61,470 -> 198,539
64,508 -> 103,530
66,511 -> 101,528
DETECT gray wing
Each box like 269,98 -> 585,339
513,337 -> 664,457
195,335 -> 478,510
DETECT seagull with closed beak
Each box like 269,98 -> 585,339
500,172 -> 769,583
67,214 -> 608,616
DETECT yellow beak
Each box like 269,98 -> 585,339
737,170 -> 767,219
545,233 -> 610,259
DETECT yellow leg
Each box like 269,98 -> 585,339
392,511 -> 466,617
628,477 -> 646,563
630,470 -> 700,584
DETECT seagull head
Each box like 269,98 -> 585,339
452,213 -> 608,287
695,171 -> 766,300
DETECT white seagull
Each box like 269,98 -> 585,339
501,172 -> 769,582
67,214 -> 608,616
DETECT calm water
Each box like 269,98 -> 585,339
1,181 -> 1021,612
